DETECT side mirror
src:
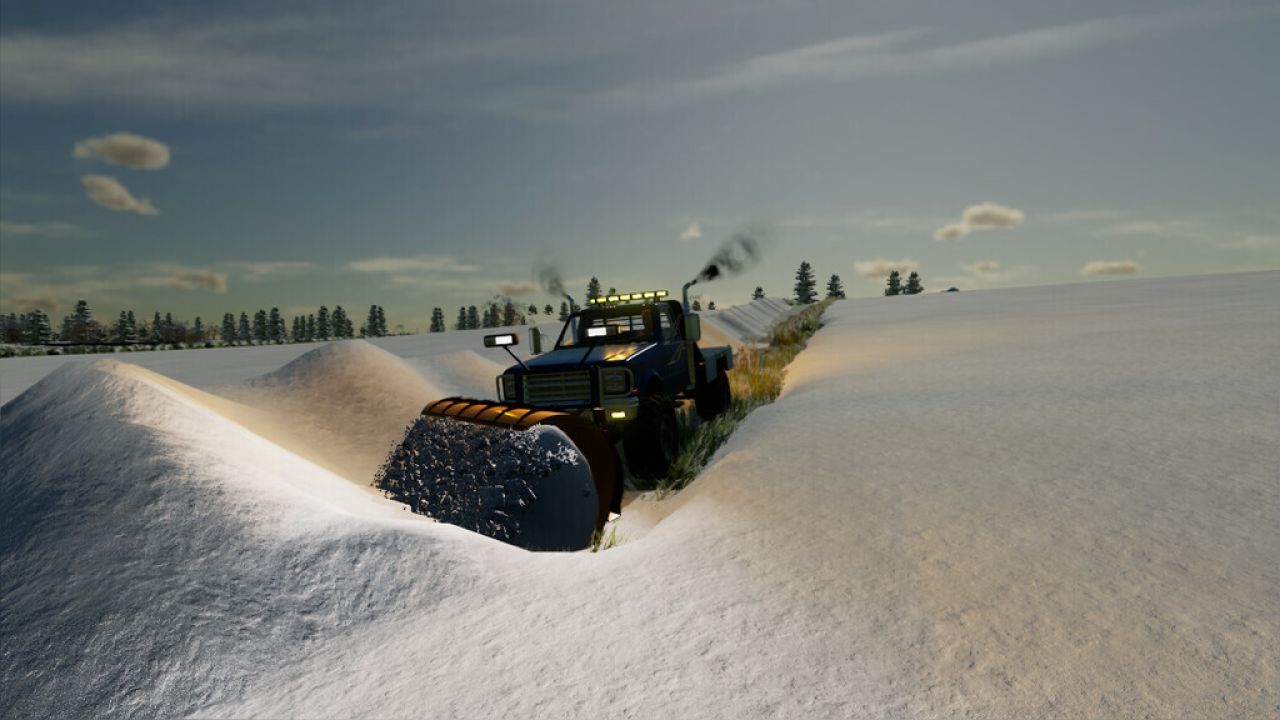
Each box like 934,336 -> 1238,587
484,333 -> 519,348
682,314 -> 701,342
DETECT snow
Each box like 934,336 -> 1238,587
1,278 -> 1275,718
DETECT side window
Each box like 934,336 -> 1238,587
657,308 -> 674,340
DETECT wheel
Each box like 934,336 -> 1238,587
623,390 -> 680,482
695,371 -> 732,422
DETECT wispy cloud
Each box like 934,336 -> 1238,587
1220,234 -> 1280,250
853,257 -> 919,279
496,281 -> 539,297
230,261 -> 315,280
136,267 -> 229,293
1081,259 -> 1141,276
564,7 -> 1253,118
3,5 -> 1263,119
81,174 -> 158,215
73,132 -> 170,169
0,220 -> 93,239
348,255 -> 480,274
1093,219 -> 1200,238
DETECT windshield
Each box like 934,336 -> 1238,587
556,307 -> 655,348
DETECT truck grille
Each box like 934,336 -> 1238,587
525,371 -> 592,405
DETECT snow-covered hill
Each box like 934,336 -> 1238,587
1,276 -> 1275,718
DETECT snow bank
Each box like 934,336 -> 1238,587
0,359 -> 516,719
699,295 -> 795,347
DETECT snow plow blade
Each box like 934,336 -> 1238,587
420,397 -> 623,548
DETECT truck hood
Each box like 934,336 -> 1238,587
510,343 -> 654,373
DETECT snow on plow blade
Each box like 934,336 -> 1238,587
386,397 -> 622,551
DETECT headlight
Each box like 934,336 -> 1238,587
500,374 -> 518,401
602,368 -> 630,395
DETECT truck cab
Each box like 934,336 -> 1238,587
490,291 -> 733,480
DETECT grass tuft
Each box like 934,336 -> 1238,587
654,298 -> 834,497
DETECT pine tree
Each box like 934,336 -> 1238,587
752,286 -> 765,300
60,315 -> 73,342
126,310 -> 136,340
527,304 -> 538,317
375,306 -> 387,335
252,309 -> 267,342
28,311 -> 52,344
291,316 -> 302,342
904,271 -> 923,295
222,313 -> 237,344
692,299 -> 702,311
884,270 -> 902,296
315,306 -> 329,339
152,311 -> 164,342
115,311 -> 132,342
794,261 -> 817,304
544,304 -> 554,317
193,317 -> 205,342
466,305 -> 479,329
365,306 -> 380,337
558,301 -> 569,321
331,306 -> 349,339
268,307 -> 283,342
707,301 -> 716,310
825,274 -> 846,299
455,307 -> 467,331
164,312 -> 175,341
586,277 -> 602,301
306,314 -> 316,340
502,299 -> 518,327
238,312 -> 252,342
607,287 -> 617,296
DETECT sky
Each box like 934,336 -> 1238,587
1,0 -> 1277,330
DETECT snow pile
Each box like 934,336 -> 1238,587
222,340 -> 440,482
0,359 -> 515,720
699,295 -> 795,347
2,275 -> 1276,718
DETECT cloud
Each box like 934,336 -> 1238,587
348,255 -> 479,274
1081,259 -> 1141,276
81,174 -> 158,215
231,260 -> 314,280
138,270 -> 228,293
0,220 -> 93,239
963,260 -> 1001,274
72,132 -> 170,169
1237,234 -> 1280,250
962,202 -> 1025,230
935,202 -> 1023,241
496,281 -> 539,297
854,257 -> 919,279
678,221 -> 702,241
1094,220 -> 1199,238
934,223 -> 970,241
566,7 -> 1258,117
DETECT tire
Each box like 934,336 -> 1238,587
623,391 -> 680,482
695,371 -> 732,422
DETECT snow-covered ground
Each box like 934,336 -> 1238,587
1,278 -> 1275,718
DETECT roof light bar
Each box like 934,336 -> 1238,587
586,290 -> 670,305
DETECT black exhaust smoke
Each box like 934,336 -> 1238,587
684,226 -> 769,310
536,264 -> 576,307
